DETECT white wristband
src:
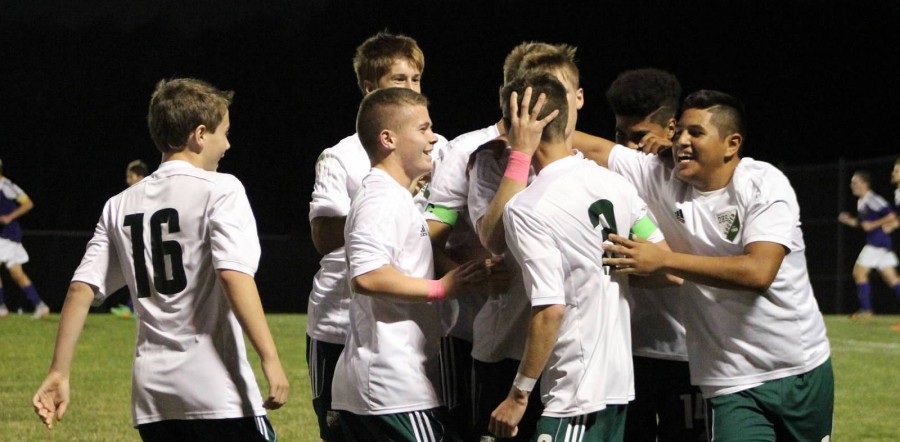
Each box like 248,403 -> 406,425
513,373 -> 537,393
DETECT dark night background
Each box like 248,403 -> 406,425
2,1 -> 898,312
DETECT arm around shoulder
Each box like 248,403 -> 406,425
573,130 -> 616,167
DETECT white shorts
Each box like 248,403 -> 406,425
856,245 -> 899,269
0,237 -> 29,267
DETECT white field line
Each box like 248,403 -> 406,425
830,338 -> 900,353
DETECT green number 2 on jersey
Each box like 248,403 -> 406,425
588,199 -> 618,241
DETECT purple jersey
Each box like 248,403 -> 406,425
858,191 -> 893,249
0,177 -> 25,243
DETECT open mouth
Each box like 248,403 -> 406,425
676,152 -> 694,163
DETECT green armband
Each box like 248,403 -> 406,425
426,204 -> 459,227
630,215 -> 658,240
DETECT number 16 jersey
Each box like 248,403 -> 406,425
72,160 -> 266,426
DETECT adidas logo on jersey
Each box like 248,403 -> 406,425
674,208 -> 685,224
420,225 -> 428,237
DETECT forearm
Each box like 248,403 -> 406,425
573,131 -> 616,167
352,265 -> 440,303
863,212 -> 897,231
517,304 -> 564,379
310,216 -> 346,255
660,249 -> 779,292
477,179 -> 527,254
6,199 -> 33,222
219,270 -> 281,363
48,282 -> 95,376
427,220 -> 459,276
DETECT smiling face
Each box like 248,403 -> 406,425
673,107 -> 741,190
390,103 -> 436,181
367,57 -> 422,94
199,110 -> 231,171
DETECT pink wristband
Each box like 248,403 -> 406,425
427,280 -> 447,301
503,151 -> 532,183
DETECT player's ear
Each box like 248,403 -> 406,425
665,118 -> 676,140
575,87 -> 584,110
363,81 -> 377,95
379,129 -> 396,153
187,125 -> 206,153
724,132 -> 742,159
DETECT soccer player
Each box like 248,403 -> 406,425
111,159 -> 152,319
0,158 -> 50,319
424,41 -> 554,440
596,90 -> 833,442
306,31 -> 448,442
32,78 -> 289,441
332,87 -> 486,442
126,159 -> 149,187
467,42 -> 589,441
489,73 -> 669,441
837,170 -> 900,319
605,68 -> 705,441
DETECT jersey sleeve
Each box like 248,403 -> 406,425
740,170 -> 797,250
426,139 -> 472,226
346,186 -> 402,278
1,180 -> 25,201
467,149 -> 505,229
866,193 -> 893,218
72,200 -> 126,305
607,145 -> 659,198
208,177 -> 261,275
625,187 -> 665,243
504,201 -> 565,307
309,148 -> 352,220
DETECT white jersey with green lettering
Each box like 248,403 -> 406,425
504,154 -> 662,417
608,145 -> 830,393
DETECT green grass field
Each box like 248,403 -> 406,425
2,314 -> 898,441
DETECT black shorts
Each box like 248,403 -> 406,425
307,335 -> 346,441
624,356 -> 705,442
440,335 -> 474,438
137,415 -> 275,442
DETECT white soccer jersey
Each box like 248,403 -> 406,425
332,168 -> 443,415
608,146 -> 831,392
72,160 -> 266,426
504,155 -> 657,417
425,123 -> 501,341
467,145 -> 536,363
307,133 -> 447,345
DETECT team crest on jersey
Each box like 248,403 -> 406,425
674,208 -> 685,224
717,208 -> 741,241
